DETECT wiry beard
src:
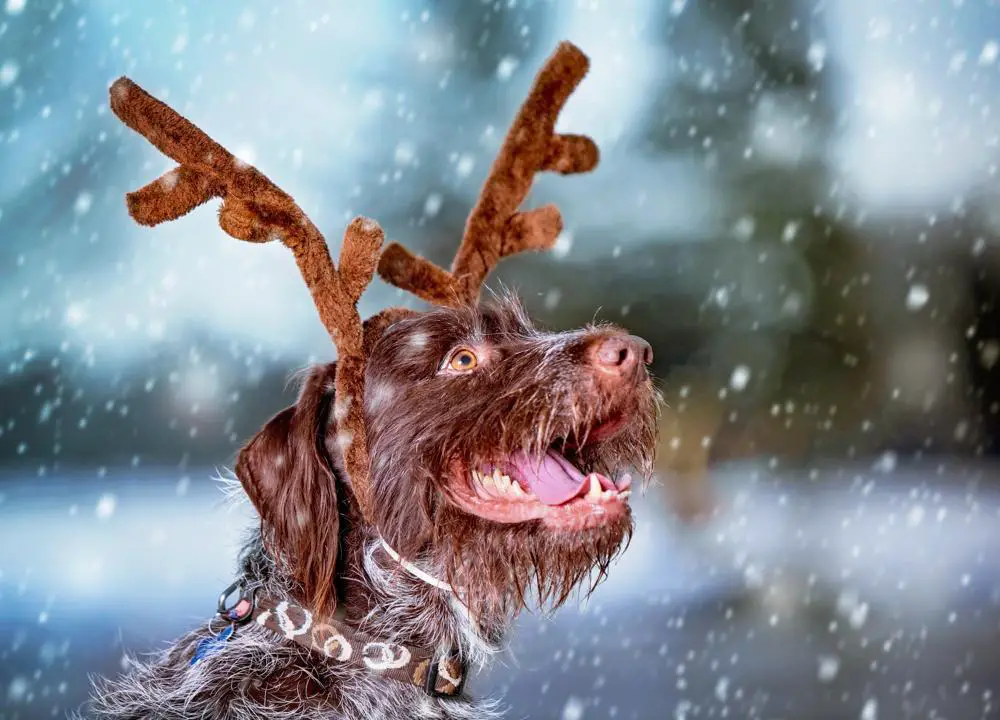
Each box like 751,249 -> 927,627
434,504 -> 634,622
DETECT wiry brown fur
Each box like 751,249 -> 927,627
85,296 -> 656,719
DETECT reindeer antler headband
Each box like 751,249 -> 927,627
109,41 -> 598,521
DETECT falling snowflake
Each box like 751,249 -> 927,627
980,340 -> 999,369
237,9 -> 256,30
95,493 -> 117,520
73,192 -> 93,216
860,698 -> 878,720
455,154 -> 475,178
781,220 -> 801,243
0,60 -> 19,88
171,34 -> 188,54
362,88 -> 384,111
979,40 -> 999,66
729,365 -> 751,391
394,141 -> 416,166
6,676 -> 29,702
873,451 -> 897,473
948,51 -> 967,74
732,215 -> 756,241
781,292 -> 802,316
817,655 -> 840,682
496,55 -> 519,81
544,289 -> 561,310
714,676 -> 729,701
65,303 -> 87,326
807,42 -> 827,72
552,231 -> 573,259
905,284 -> 929,311
423,193 -> 442,218
561,696 -> 585,720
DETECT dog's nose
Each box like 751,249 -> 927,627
592,334 -> 653,375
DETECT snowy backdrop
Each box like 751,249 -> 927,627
2,0 -> 1000,718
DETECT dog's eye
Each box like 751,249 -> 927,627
447,348 -> 479,372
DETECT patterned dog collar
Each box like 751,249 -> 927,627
191,579 -> 467,699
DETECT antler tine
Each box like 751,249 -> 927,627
378,41 -> 599,307
109,77 -> 382,518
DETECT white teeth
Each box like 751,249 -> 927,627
587,474 -> 602,501
472,468 -> 527,497
476,467 -> 626,504
474,468 -> 528,499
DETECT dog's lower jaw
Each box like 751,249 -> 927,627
84,529 -> 510,720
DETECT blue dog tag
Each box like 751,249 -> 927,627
189,624 -> 235,667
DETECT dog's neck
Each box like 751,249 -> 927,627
354,533 -> 505,668
239,525 -> 509,670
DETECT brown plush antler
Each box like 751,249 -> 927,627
377,41 -> 599,307
108,77 -> 380,519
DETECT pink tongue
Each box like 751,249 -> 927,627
507,450 -> 616,506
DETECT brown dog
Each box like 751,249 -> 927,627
86,43 -> 657,720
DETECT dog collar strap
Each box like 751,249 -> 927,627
379,538 -> 455,593
250,593 -> 467,698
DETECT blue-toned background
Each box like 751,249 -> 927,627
3,1 -> 1000,718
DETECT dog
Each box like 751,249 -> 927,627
85,43 -> 657,719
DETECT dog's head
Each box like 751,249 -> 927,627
365,294 -> 656,614
237,294 -> 656,618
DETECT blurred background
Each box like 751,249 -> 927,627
2,0 -> 1000,718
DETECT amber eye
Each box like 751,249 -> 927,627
447,348 -> 479,372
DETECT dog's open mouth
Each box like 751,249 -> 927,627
449,415 -> 635,531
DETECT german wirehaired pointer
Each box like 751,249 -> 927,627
86,42 -> 657,719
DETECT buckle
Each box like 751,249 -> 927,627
424,651 -> 467,698
217,579 -> 256,625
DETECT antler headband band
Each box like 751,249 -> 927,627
109,41 -> 599,523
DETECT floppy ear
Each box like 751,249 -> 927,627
236,363 -> 343,615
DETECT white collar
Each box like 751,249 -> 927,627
379,537 -> 455,593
